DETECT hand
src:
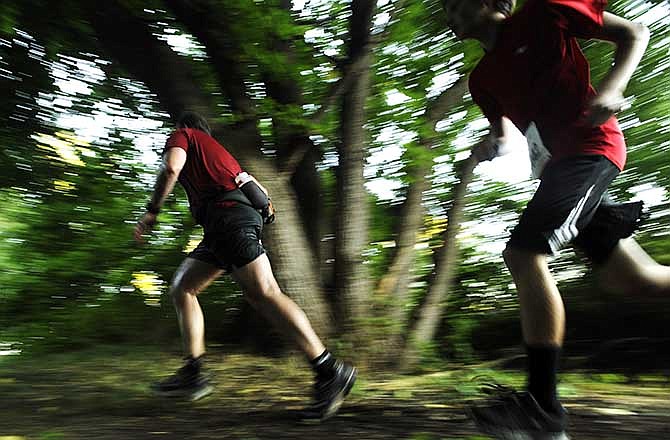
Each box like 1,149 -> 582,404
133,212 -> 157,243
471,139 -> 499,163
583,90 -> 626,127
262,199 -> 276,225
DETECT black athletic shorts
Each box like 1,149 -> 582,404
188,202 -> 265,272
508,155 -> 644,264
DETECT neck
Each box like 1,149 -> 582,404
475,12 -> 506,51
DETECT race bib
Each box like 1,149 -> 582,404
525,121 -> 552,179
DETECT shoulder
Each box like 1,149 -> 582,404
191,128 -> 225,150
165,128 -> 192,150
534,0 -> 607,33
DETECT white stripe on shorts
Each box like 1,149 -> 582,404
547,185 -> 595,253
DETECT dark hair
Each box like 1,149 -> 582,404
493,0 -> 515,17
176,111 -> 211,135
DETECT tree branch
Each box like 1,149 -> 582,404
86,1 -> 216,123
164,0 -> 256,118
282,0 -> 411,175
426,76 -> 469,128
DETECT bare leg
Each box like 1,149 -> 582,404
170,257 -> 224,358
596,238 -> 670,296
232,254 -> 326,360
503,246 -> 565,346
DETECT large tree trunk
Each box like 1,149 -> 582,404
261,0 -> 325,266
251,165 -> 334,336
402,155 -> 478,368
333,0 -> 376,335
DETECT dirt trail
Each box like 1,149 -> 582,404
1,349 -> 668,439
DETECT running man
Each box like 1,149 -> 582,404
441,0 -> 669,438
133,111 -> 356,420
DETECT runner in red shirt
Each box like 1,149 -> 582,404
133,112 -> 355,420
441,0 -> 669,437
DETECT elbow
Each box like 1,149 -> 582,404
162,165 -> 182,178
626,22 -> 650,47
632,22 -> 650,45
612,21 -> 649,49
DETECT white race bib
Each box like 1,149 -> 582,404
525,121 -> 552,179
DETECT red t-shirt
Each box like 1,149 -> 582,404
164,128 -> 242,220
469,0 -> 626,171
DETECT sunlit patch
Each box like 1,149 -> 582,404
420,216 -> 448,241
0,342 -> 22,357
32,130 -> 93,167
130,272 -> 165,307
53,179 -> 75,193
590,407 -> 638,416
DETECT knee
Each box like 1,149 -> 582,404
604,265 -> 669,296
244,281 -> 282,305
169,283 -> 197,307
503,245 -> 525,273
503,245 -> 542,275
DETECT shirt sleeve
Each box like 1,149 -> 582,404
164,129 -> 189,154
545,0 -> 607,38
469,76 -> 504,124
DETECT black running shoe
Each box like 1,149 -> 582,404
152,357 -> 213,401
470,384 -> 569,440
302,360 -> 357,421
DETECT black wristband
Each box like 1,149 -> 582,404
146,202 -> 160,215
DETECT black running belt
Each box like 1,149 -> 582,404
217,188 -> 254,206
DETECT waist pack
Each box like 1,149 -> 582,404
218,189 -> 275,225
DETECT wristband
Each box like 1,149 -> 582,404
146,202 -> 160,215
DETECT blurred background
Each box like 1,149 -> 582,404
1,0 -> 669,438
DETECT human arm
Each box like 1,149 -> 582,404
248,175 -> 276,223
133,147 -> 187,243
468,73 -> 514,162
253,175 -> 276,224
584,12 -> 650,126
235,172 -> 276,224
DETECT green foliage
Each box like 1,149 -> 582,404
1,0 -> 669,367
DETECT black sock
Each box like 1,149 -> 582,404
526,344 -> 562,414
310,350 -> 336,379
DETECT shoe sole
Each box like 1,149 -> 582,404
153,384 -> 214,401
468,408 -> 569,440
475,422 -> 569,440
318,366 -> 357,422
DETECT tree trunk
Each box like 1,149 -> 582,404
402,155 -> 478,368
260,2 -> 325,264
374,78 -> 469,364
333,0 -> 376,335
375,78 -> 469,305
257,170 -> 334,336
375,164 -> 429,320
